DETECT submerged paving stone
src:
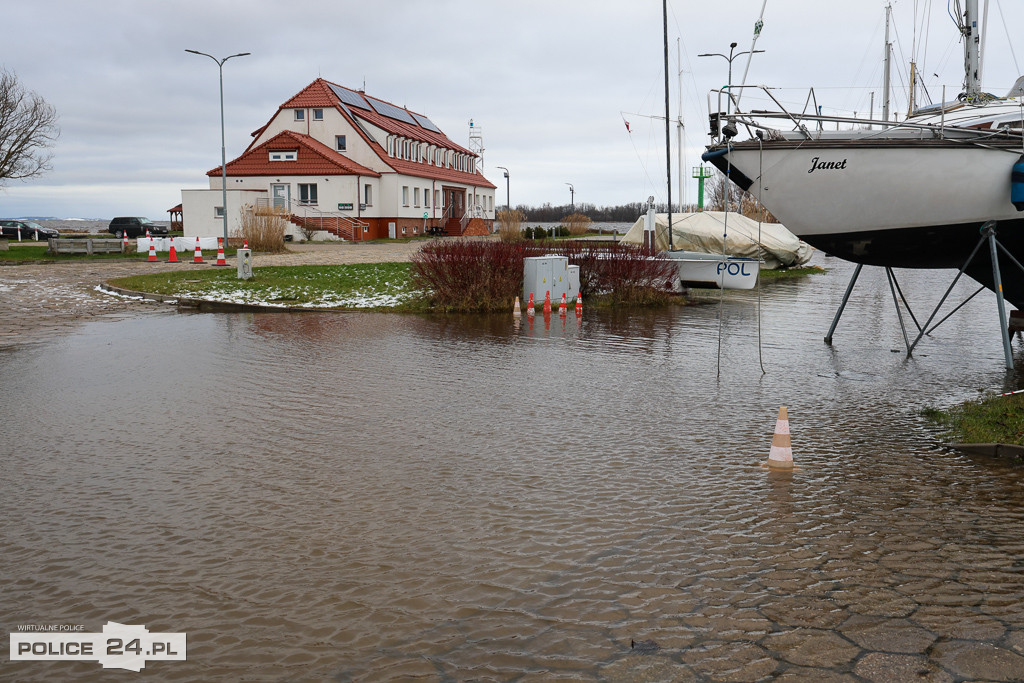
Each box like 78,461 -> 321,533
910,604 -> 1006,641
852,652 -> 954,682
930,640 -> 1024,681
680,640 -> 777,680
761,628 -> 859,668
838,614 -> 937,653
759,596 -> 849,629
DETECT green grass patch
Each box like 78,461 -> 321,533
108,262 -> 422,310
759,265 -> 827,279
923,392 -> 1024,446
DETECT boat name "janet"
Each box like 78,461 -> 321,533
808,157 -> 848,173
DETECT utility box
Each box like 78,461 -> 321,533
523,255 -> 579,304
237,248 -> 253,280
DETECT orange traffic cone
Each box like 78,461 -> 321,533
167,237 -> 178,263
559,292 -> 567,317
527,292 -> 535,317
575,293 -> 583,315
513,296 -> 521,317
192,237 -> 204,264
213,237 -> 228,266
543,290 -> 551,314
243,239 -> 249,250
767,406 -> 794,470
147,236 -> 157,262
122,232 -> 128,249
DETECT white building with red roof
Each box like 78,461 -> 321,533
181,78 -> 496,241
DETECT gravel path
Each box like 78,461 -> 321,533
0,241 -> 426,348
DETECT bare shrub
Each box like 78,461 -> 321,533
560,212 -> 592,236
238,204 -> 287,253
411,239 -> 677,312
496,209 -> 525,242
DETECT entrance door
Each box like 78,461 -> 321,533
272,184 -> 290,210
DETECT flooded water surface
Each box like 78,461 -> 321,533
4,257 -> 1024,680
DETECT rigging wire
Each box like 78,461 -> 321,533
993,0 -> 1021,76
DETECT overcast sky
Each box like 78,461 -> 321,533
3,0 -> 1023,220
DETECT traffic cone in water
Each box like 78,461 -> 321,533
167,237 -> 178,263
767,406 -> 794,470
213,238 -> 228,266
513,296 -> 521,317
147,237 -> 157,262
543,290 -> 551,314
527,292 -> 535,317
559,292 -> 567,317
575,292 -> 583,315
192,237 -> 204,264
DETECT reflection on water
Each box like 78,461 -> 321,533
4,256 -> 1024,680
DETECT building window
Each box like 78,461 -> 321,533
313,109 -> 324,121
294,109 -> 305,121
298,183 -> 318,205
434,189 -> 440,208
214,206 -> 225,218
269,151 -> 297,162
387,138 -> 394,156
413,188 -> 420,207
424,188 -> 430,208
402,186 -> 409,206
364,184 -> 372,206
336,135 -> 347,152
402,226 -> 407,234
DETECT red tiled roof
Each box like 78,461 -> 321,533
281,78 -> 339,108
210,130 -> 380,178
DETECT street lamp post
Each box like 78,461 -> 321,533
698,42 -> 764,116
185,49 -> 251,247
496,166 -> 510,212
565,183 -> 574,214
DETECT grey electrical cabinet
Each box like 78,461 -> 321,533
523,255 -> 579,305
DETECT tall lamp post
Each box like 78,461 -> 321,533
698,42 -> 764,115
496,166 -> 510,212
565,182 -> 574,214
185,49 -> 251,246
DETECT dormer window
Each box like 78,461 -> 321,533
294,109 -> 305,121
269,150 -> 297,161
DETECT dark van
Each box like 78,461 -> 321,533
107,217 -> 168,238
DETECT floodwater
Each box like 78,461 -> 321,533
4,256 -> 1024,681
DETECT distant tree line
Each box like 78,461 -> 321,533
516,202 -> 701,223
513,169 -> 776,224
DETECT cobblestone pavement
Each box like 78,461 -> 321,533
0,241 -> 426,348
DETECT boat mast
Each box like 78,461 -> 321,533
962,0 -> 982,99
663,0 -> 673,250
677,38 -> 685,213
883,3 -> 892,121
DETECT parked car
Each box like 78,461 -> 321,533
107,217 -> 168,238
0,220 -> 59,241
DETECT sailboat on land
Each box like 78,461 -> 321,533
702,0 -> 1024,307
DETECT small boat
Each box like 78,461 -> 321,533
662,250 -> 760,290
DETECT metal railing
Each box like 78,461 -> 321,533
256,197 -> 368,240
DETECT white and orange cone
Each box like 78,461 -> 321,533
575,292 -> 583,315
213,237 -> 228,266
147,236 -> 157,262
513,296 -> 521,317
767,406 -> 794,470
543,290 -> 552,315
559,292 -> 567,317
192,237 -> 204,264
167,237 -> 178,263
527,292 -> 535,317
122,232 -> 129,249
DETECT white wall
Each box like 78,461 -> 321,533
181,189 -> 267,238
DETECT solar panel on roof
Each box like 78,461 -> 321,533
411,113 -> 441,133
328,84 -> 370,111
367,97 -> 417,125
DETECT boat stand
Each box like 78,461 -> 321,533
823,221 -> 1024,370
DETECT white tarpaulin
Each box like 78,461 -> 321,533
620,212 -> 813,269
136,237 -> 221,253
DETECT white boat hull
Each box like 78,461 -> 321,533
663,251 -> 760,290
